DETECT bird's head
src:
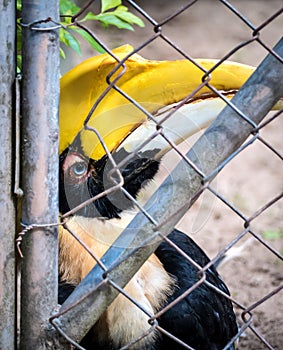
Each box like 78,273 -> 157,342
59,45 -> 255,220
59,143 -> 160,219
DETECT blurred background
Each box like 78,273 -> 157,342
62,0 -> 283,71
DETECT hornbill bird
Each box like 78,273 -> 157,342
58,45 -> 255,349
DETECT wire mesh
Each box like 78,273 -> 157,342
18,1 -> 283,349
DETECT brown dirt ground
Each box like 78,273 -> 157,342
66,1 -> 283,349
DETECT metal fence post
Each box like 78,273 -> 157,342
20,0 -> 60,348
0,0 -> 16,348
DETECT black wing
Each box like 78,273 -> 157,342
155,229 -> 237,350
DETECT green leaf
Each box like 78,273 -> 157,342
16,0 -> 22,11
262,229 -> 283,240
17,54 -> 22,73
81,12 -> 98,22
59,28 -> 68,46
96,13 -> 134,30
60,47 -> 66,59
114,6 -> 144,27
61,30 -> 82,56
16,25 -> 22,53
60,0 -> 80,15
70,27 -> 105,53
60,16 -> 72,26
101,0 -> 121,13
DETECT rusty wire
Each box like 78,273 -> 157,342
17,0 -> 283,349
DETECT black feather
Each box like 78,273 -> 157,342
58,280 -> 76,305
155,230 -> 237,350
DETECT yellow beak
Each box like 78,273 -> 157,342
60,45 -> 255,160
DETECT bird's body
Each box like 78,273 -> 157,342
59,220 -> 237,350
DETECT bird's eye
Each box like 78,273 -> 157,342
71,162 -> 88,177
62,153 -> 91,184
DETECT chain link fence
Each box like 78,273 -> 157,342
1,1 -> 282,349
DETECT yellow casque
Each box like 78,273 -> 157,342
60,44 -> 255,160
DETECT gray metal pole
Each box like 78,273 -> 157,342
55,38 -> 283,343
0,0 -> 16,349
20,1 -> 60,349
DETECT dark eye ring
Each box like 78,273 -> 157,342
71,162 -> 88,177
